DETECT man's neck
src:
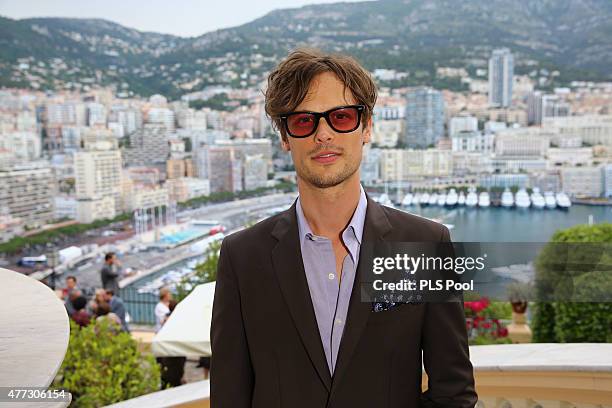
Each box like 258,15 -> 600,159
297,174 -> 361,241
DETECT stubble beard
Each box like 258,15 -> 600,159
297,153 -> 361,189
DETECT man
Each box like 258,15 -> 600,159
156,296 -> 187,389
62,276 -> 79,316
103,289 -> 129,333
100,252 -> 122,294
211,48 -> 477,407
70,296 -> 91,328
62,275 -> 78,299
155,287 -> 172,333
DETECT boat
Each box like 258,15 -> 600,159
478,191 -> 490,207
413,193 -> 421,206
544,191 -> 557,209
466,188 -> 478,207
377,193 -> 393,207
420,192 -> 430,206
501,188 -> 515,208
530,187 -> 545,209
555,192 -> 571,210
445,189 -> 458,207
457,191 -> 466,206
428,193 -> 438,206
515,188 -> 531,209
437,191 -> 447,206
401,193 -> 414,207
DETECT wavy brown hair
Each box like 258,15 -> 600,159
264,48 -> 377,142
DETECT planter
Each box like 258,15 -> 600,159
507,311 -> 532,343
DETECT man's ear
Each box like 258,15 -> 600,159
281,138 -> 291,152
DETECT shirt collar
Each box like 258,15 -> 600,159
296,184 -> 368,247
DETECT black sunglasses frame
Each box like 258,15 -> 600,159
279,104 -> 366,138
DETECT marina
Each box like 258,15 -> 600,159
394,189 -> 573,210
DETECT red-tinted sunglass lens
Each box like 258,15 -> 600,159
329,108 -> 359,131
287,113 -> 316,136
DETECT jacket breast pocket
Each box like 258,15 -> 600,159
368,302 -> 422,325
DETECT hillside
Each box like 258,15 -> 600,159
1,0 -> 610,97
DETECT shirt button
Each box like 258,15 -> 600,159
328,273 -> 335,280
335,318 -> 343,325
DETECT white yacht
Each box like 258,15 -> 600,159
401,193 -> 414,207
420,192 -> 431,206
477,191 -> 491,207
445,188 -> 458,207
428,193 -> 438,206
501,188 -> 515,208
437,191 -> 447,206
530,187 -> 546,209
375,193 -> 393,207
515,188 -> 531,209
555,192 -> 572,210
466,188 -> 478,207
457,191 -> 466,206
544,191 -> 557,209
413,193 -> 421,206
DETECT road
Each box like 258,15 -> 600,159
58,193 -> 297,290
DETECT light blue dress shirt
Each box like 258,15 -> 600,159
295,184 -> 368,374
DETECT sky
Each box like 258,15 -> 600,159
0,0 -> 368,37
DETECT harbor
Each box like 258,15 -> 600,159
390,187 -> 574,210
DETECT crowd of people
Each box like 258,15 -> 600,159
60,273 -> 130,333
55,251 -> 210,390
54,251 -> 129,332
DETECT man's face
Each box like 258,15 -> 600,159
107,255 -> 115,265
281,72 -> 371,189
66,278 -> 76,289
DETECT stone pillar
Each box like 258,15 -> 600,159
507,311 -> 532,343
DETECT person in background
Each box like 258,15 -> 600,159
157,296 -> 186,389
94,301 -> 111,318
103,289 -> 129,333
196,356 -> 210,380
155,287 -> 172,333
71,296 -> 91,328
88,288 -> 107,315
65,288 -> 83,317
100,252 -> 123,294
62,276 -> 78,300
94,301 -> 122,334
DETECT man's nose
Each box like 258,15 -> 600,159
314,117 -> 335,144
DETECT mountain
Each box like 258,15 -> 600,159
1,0 -> 611,98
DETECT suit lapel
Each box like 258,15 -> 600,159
330,195 -> 392,395
271,200 -> 333,392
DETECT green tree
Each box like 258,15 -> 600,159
54,319 -> 160,407
532,223 -> 612,343
175,240 -> 221,302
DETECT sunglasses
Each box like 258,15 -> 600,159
279,104 -> 366,138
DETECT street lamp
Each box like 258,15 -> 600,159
46,250 -> 59,290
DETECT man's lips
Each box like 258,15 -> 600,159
312,151 -> 341,164
312,151 -> 341,159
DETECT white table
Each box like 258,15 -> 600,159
0,268 -> 71,407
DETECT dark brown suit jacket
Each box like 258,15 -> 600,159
210,194 -> 477,408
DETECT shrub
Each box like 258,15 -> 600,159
532,223 -> 612,343
53,319 -> 160,407
531,302 -> 556,343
